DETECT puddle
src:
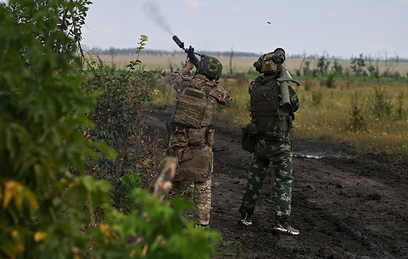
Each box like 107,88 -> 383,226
293,151 -> 340,159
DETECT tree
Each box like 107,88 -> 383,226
316,54 -> 330,75
109,46 -> 115,63
230,48 -> 234,74
331,59 -> 343,76
350,53 -> 366,76
303,60 -> 311,76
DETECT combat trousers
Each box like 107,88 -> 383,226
239,132 -> 293,221
172,179 -> 212,225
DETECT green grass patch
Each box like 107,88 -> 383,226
153,75 -> 408,157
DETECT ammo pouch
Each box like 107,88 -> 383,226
169,129 -> 188,148
167,146 -> 192,163
264,119 -> 288,140
188,127 -> 207,146
183,127 -> 215,147
175,145 -> 213,183
242,124 -> 257,153
168,120 -> 215,147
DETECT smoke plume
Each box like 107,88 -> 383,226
142,1 -> 173,36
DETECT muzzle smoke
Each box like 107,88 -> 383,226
142,1 -> 173,35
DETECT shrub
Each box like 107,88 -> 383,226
349,98 -> 366,131
367,86 -> 392,119
82,36 -> 167,204
311,89 -> 323,106
0,2 -> 220,258
325,72 -> 336,88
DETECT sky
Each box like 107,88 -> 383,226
79,0 -> 408,59
4,0 -> 407,59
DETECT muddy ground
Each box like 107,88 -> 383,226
144,105 -> 408,259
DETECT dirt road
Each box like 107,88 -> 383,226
144,105 -> 408,259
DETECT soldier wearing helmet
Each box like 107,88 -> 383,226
166,56 -> 232,227
238,48 -> 301,236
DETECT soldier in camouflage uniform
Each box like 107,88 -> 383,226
167,57 -> 232,226
238,48 -> 300,235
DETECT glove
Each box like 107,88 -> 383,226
271,48 -> 285,64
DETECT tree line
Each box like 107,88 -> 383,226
85,46 -> 408,63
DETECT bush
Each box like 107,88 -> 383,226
0,2 -> 220,258
349,98 -> 366,131
82,37 -> 167,204
325,72 -> 336,88
367,86 -> 392,119
311,89 -> 323,106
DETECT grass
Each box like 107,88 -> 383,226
97,53 -> 408,157
93,54 -> 408,76
293,79 -> 408,155
152,73 -> 408,157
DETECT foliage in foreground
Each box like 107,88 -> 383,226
81,35 -> 167,210
0,1 -> 220,258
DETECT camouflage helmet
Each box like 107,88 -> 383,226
253,48 -> 285,76
197,56 -> 222,80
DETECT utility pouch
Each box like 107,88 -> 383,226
176,145 -> 212,182
169,130 -> 188,148
264,120 -> 288,140
206,127 -> 215,147
167,146 -> 192,162
188,127 -> 207,146
242,125 -> 257,153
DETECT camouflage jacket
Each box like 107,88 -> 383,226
168,70 -> 232,182
170,70 -> 232,107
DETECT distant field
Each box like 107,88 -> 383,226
93,53 -> 408,77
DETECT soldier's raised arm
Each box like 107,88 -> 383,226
169,60 -> 194,92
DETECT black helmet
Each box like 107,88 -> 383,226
197,56 -> 222,80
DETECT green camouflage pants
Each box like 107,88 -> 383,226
172,179 -> 212,225
239,132 -> 293,221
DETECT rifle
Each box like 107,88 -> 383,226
172,35 -> 205,69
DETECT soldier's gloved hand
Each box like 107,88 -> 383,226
272,48 -> 285,64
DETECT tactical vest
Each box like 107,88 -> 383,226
250,77 -> 290,138
172,76 -> 215,129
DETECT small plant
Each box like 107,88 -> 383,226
311,89 -> 323,106
395,92 -> 406,120
117,172 -> 142,213
367,86 -> 392,119
304,70 -> 313,91
325,72 -> 336,88
349,97 -> 365,131
234,232 -> 254,259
